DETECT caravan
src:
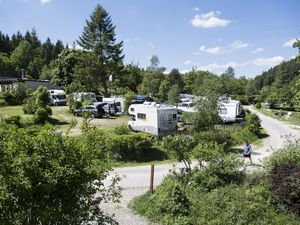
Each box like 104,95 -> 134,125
48,89 -> 66,106
128,102 -> 178,136
218,98 -> 241,123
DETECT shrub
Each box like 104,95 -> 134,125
23,97 -> 36,114
132,176 -> 190,224
107,132 -> 155,161
190,184 -> 299,225
255,102 -> 262,109
245,113 -> 262,135
266,139 -> 300,215
113,125 -> 131,135
34,107 -> 51,124
0,97 -> 7,106
162,135 -> 196,170
23,87 -> 51,124
0,125 -> 120,224
188,154 -> 245,191
82,100 -> 93,106
4,115 -> 21,127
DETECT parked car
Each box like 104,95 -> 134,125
73,105 -> 105,118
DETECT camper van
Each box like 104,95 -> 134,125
128,102 -> 178,136
48,89 -> 66,106
72,92 -> 97,103
218,99 -> 241,123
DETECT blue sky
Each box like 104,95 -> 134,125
0,0 -> 299,77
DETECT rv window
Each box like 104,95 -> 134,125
116,102 -> 121,106
137,113 -> 146,120
219,108 -> 227,114
130,108 -> 134,112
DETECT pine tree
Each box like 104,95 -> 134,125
77,4 -> 124,96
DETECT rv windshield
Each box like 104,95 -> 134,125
55,95 -> 66,100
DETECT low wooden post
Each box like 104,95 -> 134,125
150,164 -> 155,193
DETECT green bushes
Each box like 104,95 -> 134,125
131,177 -> 190,225
255,102 -> 262,109
0,125 -> 120,224
23,86 -> 52,124
131,136 -> 300,225
108,132 -> 156,162
245,113 -> 262,135
190,184 -> 299,225
266,140 -> 300,215
4,115 -> 21,127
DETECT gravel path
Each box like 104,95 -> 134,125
103,105 -> 300,225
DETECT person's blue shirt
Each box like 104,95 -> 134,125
244,143 -> 252,155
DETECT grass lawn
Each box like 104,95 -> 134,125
256,108 -> 300,126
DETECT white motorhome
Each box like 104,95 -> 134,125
177,102 -> 196,113
72,92 -> 97,103
218,99 -> 241,123
128,102 -> 178,136
102,97 -> 125,114
48,89 -> 66,106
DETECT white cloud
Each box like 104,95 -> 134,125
184,60 -> 192,65
193,7 -> 199,11
191,11 -> 231,28
252,47 -> 264,53
282,39 -> 297,48
199,45 -> 222,54
252,56 -> 284,67
198,62 -> 238,72
229,40 -> 248,50
40,0 -> 51,4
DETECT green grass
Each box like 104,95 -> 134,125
0,105 -> 34,125
256,108 -> 300,126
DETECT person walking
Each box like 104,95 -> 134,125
243,140 -> 252,164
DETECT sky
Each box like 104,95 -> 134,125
0,0 -> 299,77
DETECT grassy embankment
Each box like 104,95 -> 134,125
256,108 -> 300,126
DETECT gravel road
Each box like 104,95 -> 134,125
102,105 -> 300,225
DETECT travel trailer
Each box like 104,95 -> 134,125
218,98 -> 241,123
72,92 -> 97,103
48,89 -> 66,106
128,102 -> 178,136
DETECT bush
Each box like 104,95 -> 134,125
107,132 -> 155,162
34,106 -> 51,124
0,97 -> 7,106
188,154 -> 245,191
245,113 -> 262,136
230,127 -> 257,145
255,102 -> 262,109
0,125 -> 120,224
4,115 -> 21,127
131,176 -> 190,225
190,184 -> 299,225
82,100 -> 93,106
113,125 -> 131,135
266,140 -> 300,215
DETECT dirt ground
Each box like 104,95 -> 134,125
51,106 -> 130,135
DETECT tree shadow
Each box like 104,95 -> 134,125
258,133 -> 269,139
49,118 -> 69,126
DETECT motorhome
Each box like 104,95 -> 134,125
218,98 -> 241,123
177,102 -> 196,113
48,89 -> 66,106
128,102 -> 178,136
102,97 -> 125,114
72,92 -> 97,103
